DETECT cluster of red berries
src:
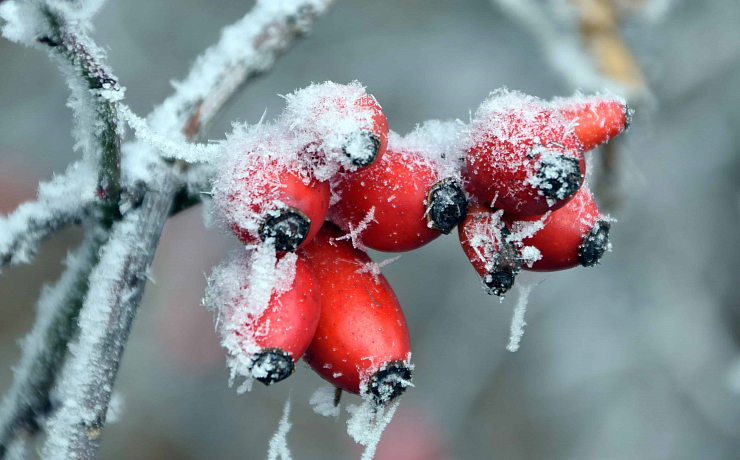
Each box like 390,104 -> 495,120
203,82 -> 630,406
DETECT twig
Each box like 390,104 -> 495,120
0,225 -> 106,459
36,4 -> 124,215
0,163 -> 97,270
150,0 -> 337,143
40,173 -> 179,460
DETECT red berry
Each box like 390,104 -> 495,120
458,200 -> 521,296
217,154 -> 330,252
556,95 -> 631,152
465,90 -> 586,217
206,252 -> 322,385
329,145 -> 467,252
506,185 -> 611,271
298,223 -> 412,403
282,82 -> 389,172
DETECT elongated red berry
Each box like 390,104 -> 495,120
556,95 -> 631,151
329,139 -> 466,252
282,82 -> 389,175
214,126 -> 330,252
204,251 -> 321,385
458,200 -> 521,296
465,90 -> 586,217
298,223 -> 412,403
506,185 -> 611,271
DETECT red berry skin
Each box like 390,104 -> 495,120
465,106 -> 586,217
298,223 -> 411,395
224,157 -> 330,251
458,201 -> 521,296
506,185 -> 610,271
234,254 -> 322,361
330,148 -> 444,252
558,97 -> 630,152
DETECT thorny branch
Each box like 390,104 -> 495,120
0,0 -> 337,458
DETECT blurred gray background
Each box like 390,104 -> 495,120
2,0 -> 740,459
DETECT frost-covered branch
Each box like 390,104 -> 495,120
0,163 -> 97,270
1,1 -> 124,210
0,226 -> 105,460
40,172 -> 179,460
150,0 -> 336,144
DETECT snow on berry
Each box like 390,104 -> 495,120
279,81 -> 389,179
212,122 -> 330,252
458,200 -> 522,296
203,245 -> 321,391
464,88 -> 586,217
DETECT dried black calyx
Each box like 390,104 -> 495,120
343,130 -> 381,167
578,221 -> 611,267
367,361 -> 412,405
536,155 -> 582,202
259,207 -> 311,252
252,348 -> 295,385
483,227 -> 522,297
426,178 -> 468,234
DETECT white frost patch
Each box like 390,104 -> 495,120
356,256 -> 401,285
346,397 -> 400,460
335,206 -> 375,251
0,161 -> 97,269
267,398 -> 293,460
280,81 -> 378,180
389,119 -> 467,180
309,385 -> 341,418
507,282 -> 535,352
106,392 -> 125,424
203,244 -> 296,393
119,104 -> 220,163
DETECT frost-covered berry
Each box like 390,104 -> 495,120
464,89 -> 586,217
204,250 -> 321,387
329,127 -> 466,252
555,94 -> 631,152
213,123 -> 330,252
506,185 -> 611,271
281,81 -> 388,179
458,200 -> 522,296
298,223 -> 412,404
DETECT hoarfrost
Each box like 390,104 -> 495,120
106,392 -> 125,424
266,398 -> 293,460
280,81 -> 377,180
356,256 -> 401,285
0,231 -> 100,455
389,120 -> 467,180
203,244 -> 296,393
212,122 -> 313,242
335,206 -> 375,252
119,104 -> 220,163
309,385 -> 341,418
346,397 -> 400,460
0,162 -> 97,268
148,0 -> 335,140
